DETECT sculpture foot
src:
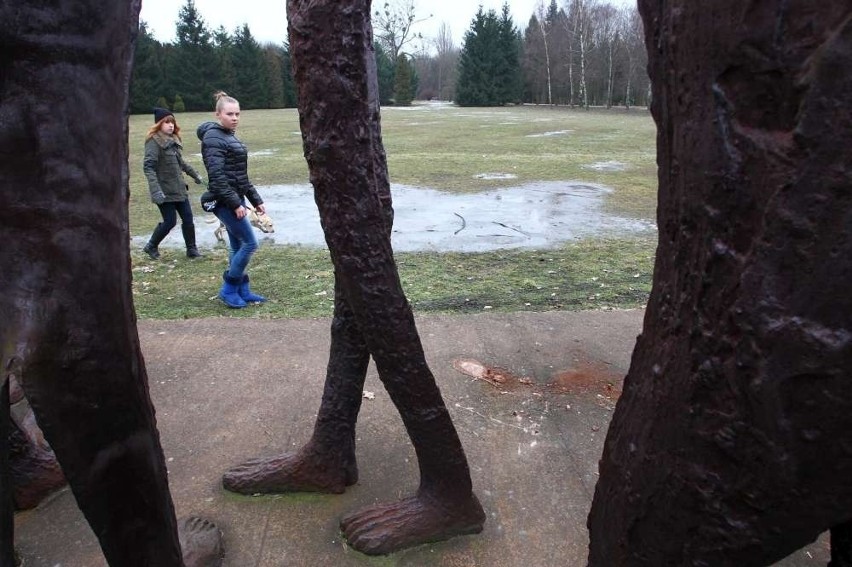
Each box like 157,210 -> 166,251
178,516 -> 224,567
12,450 -> 66,510
222,444 -> 357,495
340,491 -> 486,555
10,412 -> 67,510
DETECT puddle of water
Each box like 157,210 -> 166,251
134,182 -> 655,253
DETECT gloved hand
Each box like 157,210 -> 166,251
152,191 -> 166,205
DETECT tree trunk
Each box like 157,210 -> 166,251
579,28 -> 588,108
588,1 -> 852,565
0,377 -> 11,567
606,41 -> 614,108
568,53 -> 575,107
624,72 -> 632,110
540,20 -> 553,105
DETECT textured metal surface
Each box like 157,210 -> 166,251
0,1 -> 185,565
283,0 -> 485,554
588,2 -> 852,565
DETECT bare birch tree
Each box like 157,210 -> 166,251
594,3 -> 619,108
575,0 -> 596,108
433,22 -> 458,100
620,4 -> 646,109
373,0 -> 430,63
562,0 -> 597,108
536,1 -> 554,105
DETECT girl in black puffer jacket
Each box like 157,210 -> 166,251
197,91 -> 268,308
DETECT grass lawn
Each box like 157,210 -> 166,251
129,103 -> 658,319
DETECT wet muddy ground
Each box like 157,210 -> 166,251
137,182 -> 655,252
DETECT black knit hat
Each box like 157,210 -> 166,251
153,107 -> 174,123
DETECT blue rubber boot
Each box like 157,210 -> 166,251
239,275 -> 267,303
219,272 -> 247,308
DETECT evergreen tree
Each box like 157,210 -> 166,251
455,4 -> 522,106
279,43 -> 297,107
130,22 -> 166,114
409,60 -> 420,100
456,7 -> 504,106
496,3 -> 523,104
212,26 -> 237,96
170,0 -> 215,110
393,54 -> 414,105
374,42 -> 395,106
172,94 -> 186,112
232,24 -> 267,108
263,46 -> 286,108
522,14 -> 548,104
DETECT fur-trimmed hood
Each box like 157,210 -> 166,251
150,131 -> 183,150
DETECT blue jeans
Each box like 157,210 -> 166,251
214,201 -> 258,279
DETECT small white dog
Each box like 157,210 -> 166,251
207,205 -> 275,243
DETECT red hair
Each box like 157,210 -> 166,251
145,115 -> 182,141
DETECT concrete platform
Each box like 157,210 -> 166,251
13,311 -> 831,565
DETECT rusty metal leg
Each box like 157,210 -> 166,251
1,375 -> 14,567
309,279 -> 370,479
831,521 -> 852,567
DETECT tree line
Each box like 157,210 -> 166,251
416,0 -> 649,108
130,0 -> 648,114
130,1 -> 296,113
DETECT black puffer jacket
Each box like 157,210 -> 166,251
196,121 -> 263,211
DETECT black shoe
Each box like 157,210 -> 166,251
186,246 -> 202,258
143,243 -> 160,260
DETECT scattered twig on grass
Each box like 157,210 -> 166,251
454,212 -> 466,235
492,221 -> 531,237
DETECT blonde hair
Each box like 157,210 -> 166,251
145,115 -> 181,141
213,91 -> 239,111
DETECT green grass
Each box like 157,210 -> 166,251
131,237 -> 655,319
129,103 -> 658,320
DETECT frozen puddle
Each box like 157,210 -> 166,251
136,182 -> 655,253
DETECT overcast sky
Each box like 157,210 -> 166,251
139,0 -> 636,49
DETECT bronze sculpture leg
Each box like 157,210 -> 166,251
0,2 -> 222,565
587,1 -> 852,565
1,378 -> 13,567
223,282 -> 368,494
223,0 -> 485,555
832,521 -> 852,567
9,389 -> 66,511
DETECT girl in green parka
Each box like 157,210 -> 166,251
142,107 -> 205,259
